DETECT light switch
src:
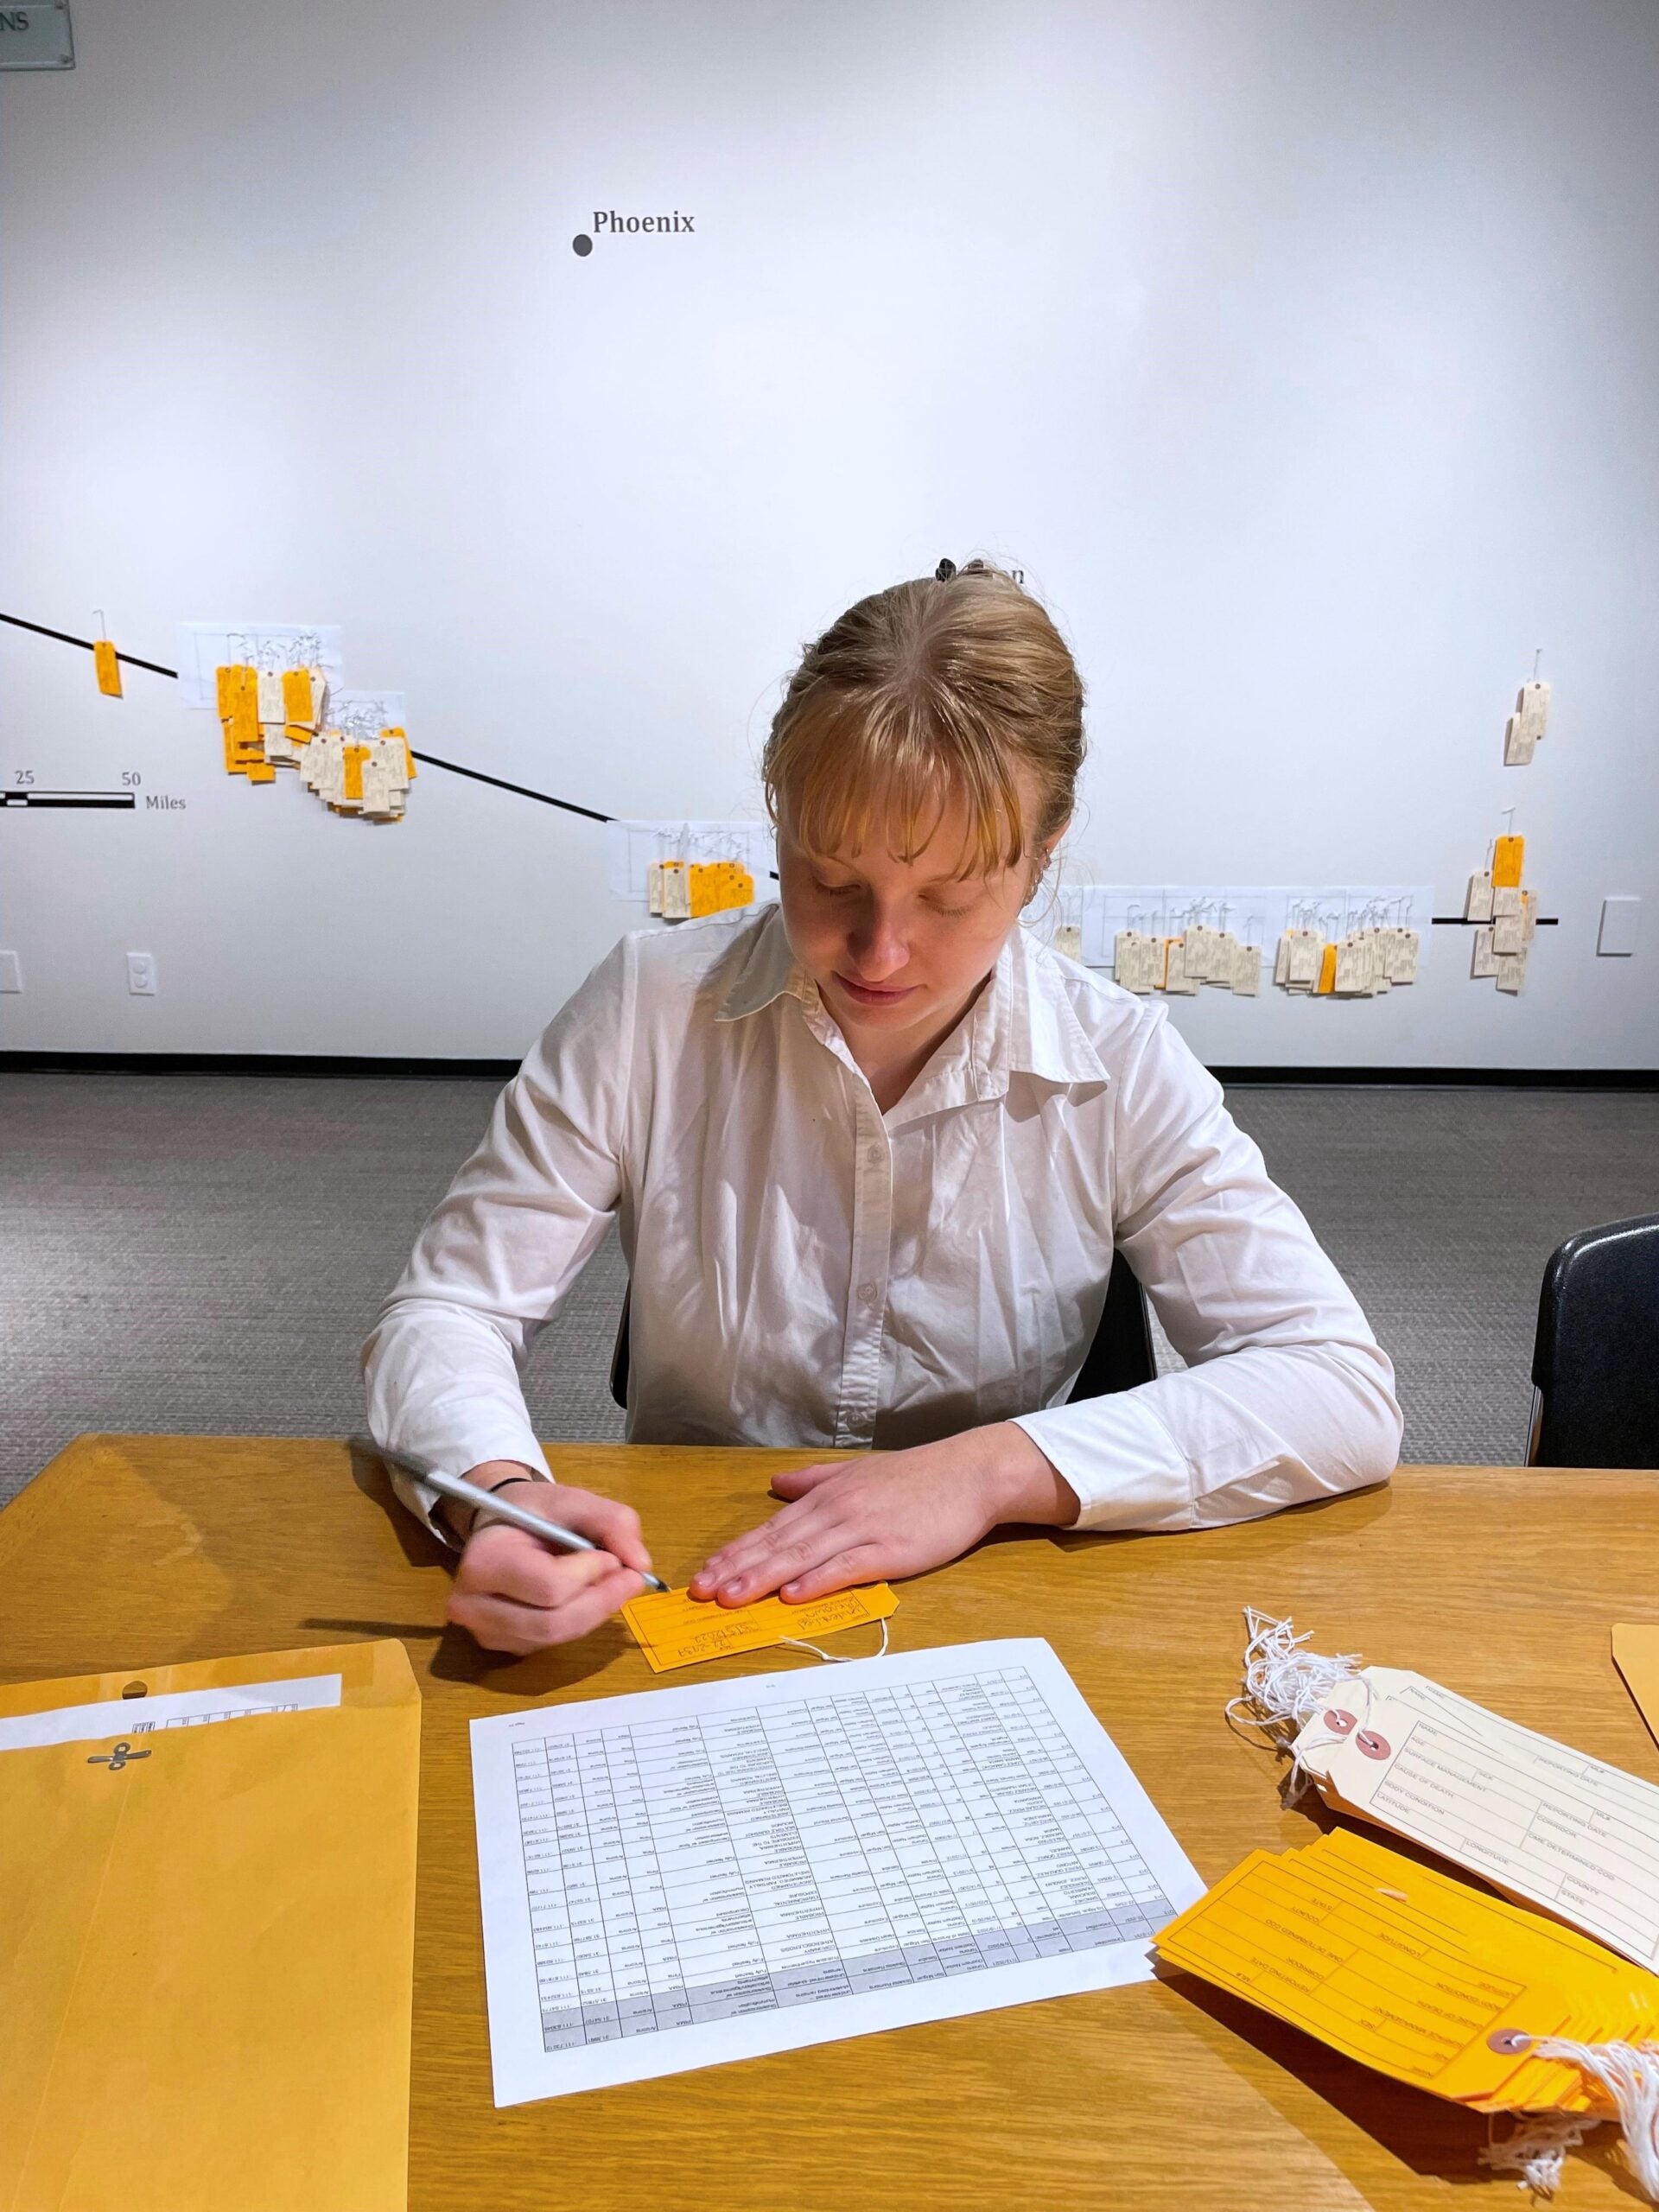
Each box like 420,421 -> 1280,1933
1598,896 -> 1642,957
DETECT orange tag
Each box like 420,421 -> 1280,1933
341,744 -> 370,803
1316,943 -> 1338,994
92,639 -> 122,697
621,1582 -> 898,1673
1492,835 -> 1525,888
220,666 -> 264,776
687,861 -> 754,918
281,667 -> 315,727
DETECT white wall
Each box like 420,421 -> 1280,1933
3,0 -> 1656,1065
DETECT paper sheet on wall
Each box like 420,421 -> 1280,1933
175,622 -> 345,710
470,1637 -> 1202,2104
1044,887 -> 1434,975
606,819 -> 777,904
329,688 -> 406,738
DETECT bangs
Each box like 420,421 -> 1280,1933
766,694 -> 1028,880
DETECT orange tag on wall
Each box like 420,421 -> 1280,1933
341,744 -> 370,803
92,639 -> 122,697
281,667 -> 315,727
1492,835 -> 1525,888
220,666 -> 265,776
1316,943 -> 1338,994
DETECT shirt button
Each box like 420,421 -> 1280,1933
867,1146 -> 884,1166
857,1281 -> 877,1304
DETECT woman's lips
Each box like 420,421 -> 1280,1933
834,972 -> 917,1006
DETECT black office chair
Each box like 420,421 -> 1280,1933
1527,1212 -> 1659,1470
608,1251 -> 1156,1410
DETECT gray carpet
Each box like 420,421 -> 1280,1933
3,1072 -> 1655,1503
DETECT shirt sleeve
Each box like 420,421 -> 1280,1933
1011,1001 -> 1402,1533
360,933 -> 638,1538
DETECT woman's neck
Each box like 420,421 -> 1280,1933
848,971 -> 994,1115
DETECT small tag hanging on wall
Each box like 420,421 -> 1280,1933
92,611 -> 121,697
1503,652 -> 1550,766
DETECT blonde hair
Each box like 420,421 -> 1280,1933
762,559 -> 1086,886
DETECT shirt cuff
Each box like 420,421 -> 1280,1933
381,1425 -> 556,1547
1010,1391 -> 1194,1532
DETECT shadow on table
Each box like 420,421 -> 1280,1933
1159,1967 -> 1644,2202
1032,1477 -> 1395,1562
297,1437 -> 637,1695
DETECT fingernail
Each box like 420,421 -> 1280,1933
721,1580 -> 744,1599
783,1580 -> 801,1597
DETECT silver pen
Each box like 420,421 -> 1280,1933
366,1442 -> 668,1592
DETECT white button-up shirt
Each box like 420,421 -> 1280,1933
363,905 -> 1401,1539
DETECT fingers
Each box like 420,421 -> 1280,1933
484,1482 -> 654,1578
458,1527 -> 624,1613
776,1545 -> 887,1603
690,1499 -> 845,1606
767,1459 -> 845,1502
539,1484 -> 654,1577
448,1562 -> 645,1656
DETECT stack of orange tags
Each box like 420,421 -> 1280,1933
620,1582 -> 898,1674
1155,1826 -> 1659,2118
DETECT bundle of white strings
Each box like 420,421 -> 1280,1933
1226,1606 -> 1659,2204
1224,1605 -> 1363,1801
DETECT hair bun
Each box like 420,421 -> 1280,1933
934,557 -> 957,582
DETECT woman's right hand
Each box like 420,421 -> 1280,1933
444,1461 -> 655,1656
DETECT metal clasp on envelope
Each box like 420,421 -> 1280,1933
86,1739 -> 151,1772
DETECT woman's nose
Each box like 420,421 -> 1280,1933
848,909 -> 909,979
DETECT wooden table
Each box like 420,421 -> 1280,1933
4,1438 -> 1657,2211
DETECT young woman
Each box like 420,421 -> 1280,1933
363,560 -> 1401,1656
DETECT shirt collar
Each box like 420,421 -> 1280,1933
715,903 -> 1108,1099
715,903 -> 815,1022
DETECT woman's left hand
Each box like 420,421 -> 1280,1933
687,1422 -> 1080,1607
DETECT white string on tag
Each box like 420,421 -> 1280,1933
1530,2041 -> 1659,2202
1226,1607 -> 1365,1799
778,1618 -> 891,1666
1481,2109 -> 1601,2196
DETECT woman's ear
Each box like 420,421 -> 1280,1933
1023,817 -> 1070,903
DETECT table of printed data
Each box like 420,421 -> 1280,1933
511,1662 -> 1177,2050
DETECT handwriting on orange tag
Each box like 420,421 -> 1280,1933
621,1582 -> 898,1673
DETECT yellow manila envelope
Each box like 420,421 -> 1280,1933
622,1582 -> 899,1671
1614,1624 -> 1659,1751
0,1638 -> 420,2212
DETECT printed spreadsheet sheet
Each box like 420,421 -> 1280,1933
470,1638 -> 1203,2102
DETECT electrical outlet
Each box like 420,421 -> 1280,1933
0,951 -> 21,993
126,951 -> 157,995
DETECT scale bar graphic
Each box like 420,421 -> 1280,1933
0,790 -> 136,810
